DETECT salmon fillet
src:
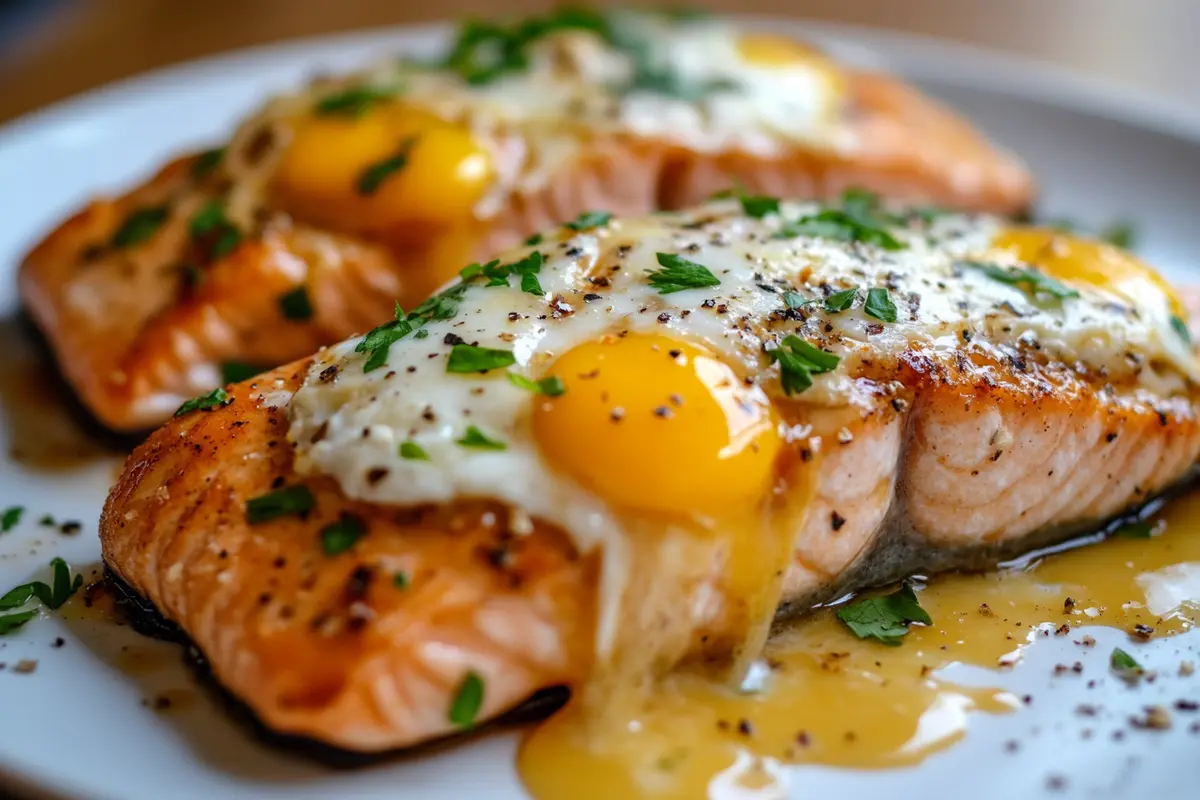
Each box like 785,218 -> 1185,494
100,203 -> 1199,753
20,11 -> 1032,433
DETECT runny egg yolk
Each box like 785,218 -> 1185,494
273,105 -> 493,235
532,334 -> 781,517
735,33 -> 830,69
992,227 -> 1185,318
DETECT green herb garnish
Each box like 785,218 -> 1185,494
188,200 -> 242,261
320,513 -> 365,556
824,288 -> 857,313
1111,647 -> 1144,681
457,426 -> 507,451
279,286 -> 314,321
447,344 -> 517,374
191,148 -> 226,179
399,441 -> 429,461
221,362 -> 264,385
962,261 -> 1081,307
1100,220 -> 1137,249
1,506 -> 22,533
0,611 -> 36,635
783,291 -> 807,310
356,302 -> 415,373
393,572 -> 409,589
507,372 -> 566,396
1114,521 -> 1155,539
738,194 -> 780,219
864,287 -> 898,322
314,85 -> 397,117
111,206 -> 169,249
174,387 -> 229,417
769,335 -> 839,396
836,582 -> 932,645
357,136 -> 417,195
525,232 -> 544,246
448,670 -> 485,727
245,485 -> 316,524
0,558 -> 83,612
1171,315 -> 1191,345
647,252 -> 721,294
775,189 -> 904,250
564,211 -> 612,231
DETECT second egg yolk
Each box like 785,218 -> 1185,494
993,227 -> 1185,318
273,105 -> 494,235
533,334 -> 781,517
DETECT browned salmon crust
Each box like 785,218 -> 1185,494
22,71 -> 1032,433
100,341 -> 1200,751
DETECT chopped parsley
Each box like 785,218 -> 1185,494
1100,220 -> 1137,249
836,582 -> 931,645
1111,647 -> 1144,681
0,557 -> 84,621
414,329 -> 430,339
399,441 -> 429,461
1171,315 -> 1191,345
1113,521 -> 1155,539
446,344 -> 517,374
864,287 -> 898,322
647,252 -> 721,294
357,136 -> 418,195
245,485 -> 315,524
783,291 -> 806,310
320,513 -> 365,556
111,206 -> 169,249
1,506 -> 22,533
769,335 -> 839,396
38,515 -> 55,527
221,361 -> 264,385
524,232 -> 544,246
174,387 -> 229,417
563,210 -> 612,230
189,200 -> 241,261
314,85 -> 397,117
507,372 -> 566,396
0,611 -> 36,636
357,302 -> 416,372
775,189 -> 903,250
448,670 -> 485,727
824,288 -> 857,313
279,286 -> 314,321
737,193 -> 780,219
441,9 -> 609,85
393,572 -> 409,589
191,147 -> 226,179
457,426 -> 507,451
962,261 -> 1080,308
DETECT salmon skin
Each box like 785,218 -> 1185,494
20,9 -> 1032,433
100,201 -> 1200,753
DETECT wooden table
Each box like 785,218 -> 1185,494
1,0 -> 1197,124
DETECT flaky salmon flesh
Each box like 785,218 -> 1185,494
20,9 -> 1032,432
100,200 -> 1200,753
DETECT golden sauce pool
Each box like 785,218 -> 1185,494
519,492 -> 1200,800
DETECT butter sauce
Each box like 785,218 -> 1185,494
519,491 -> 1200,799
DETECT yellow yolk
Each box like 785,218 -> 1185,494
993,227 -> 1185,318
736,33 -> 829,69
533,334 -> 780,517
273,105 -> 493,235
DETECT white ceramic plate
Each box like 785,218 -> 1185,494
1,18 -> 1199,800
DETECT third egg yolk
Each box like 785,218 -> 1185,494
273,105 -> 493,235
532,334 -> 781,517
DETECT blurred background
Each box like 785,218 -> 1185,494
1,0 -> 1198,124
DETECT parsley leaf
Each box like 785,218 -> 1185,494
507,372 -> 566,396
457,425 -> 506,450
448,671 -> 485,728
775,210 -> 902,250
399,441 -> 429,461
1111,647 -> 1144,681
524,232 -> 544,246
783,291 -> 807,310
111,206 -> 169,249
441,9 -> 610,85
174,387 -> 229,417
357,136 -> 418,195
393,572 -> 409,589
189,201 -> 242,261
191,148 -> 226,179
647,252 -> 721,294
824,288 -> 857,313
563,211 -> 612,231
245,485 -> 315,524
0,610 -> 37,635
279,286 -> 314,321
1171,315 -> 1191,345
1114,521 -> 1155,539
1,506 -> 22,533
0,557 -> 82,613
836,583 -> 932,645
864,288 -> 898,322
1100,220 -> 1137,249
320,513 -> 365,556
356,303 -> 415,373
739,194 -> 780,219
221,361 -> 265,385
314,85 -> 397,117
769,335 -> 839,396
447,344 -> 517,374
962,261 -> 1081,308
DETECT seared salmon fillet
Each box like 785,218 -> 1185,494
101,199 -> 1199,751
22,8 -> 1031,432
